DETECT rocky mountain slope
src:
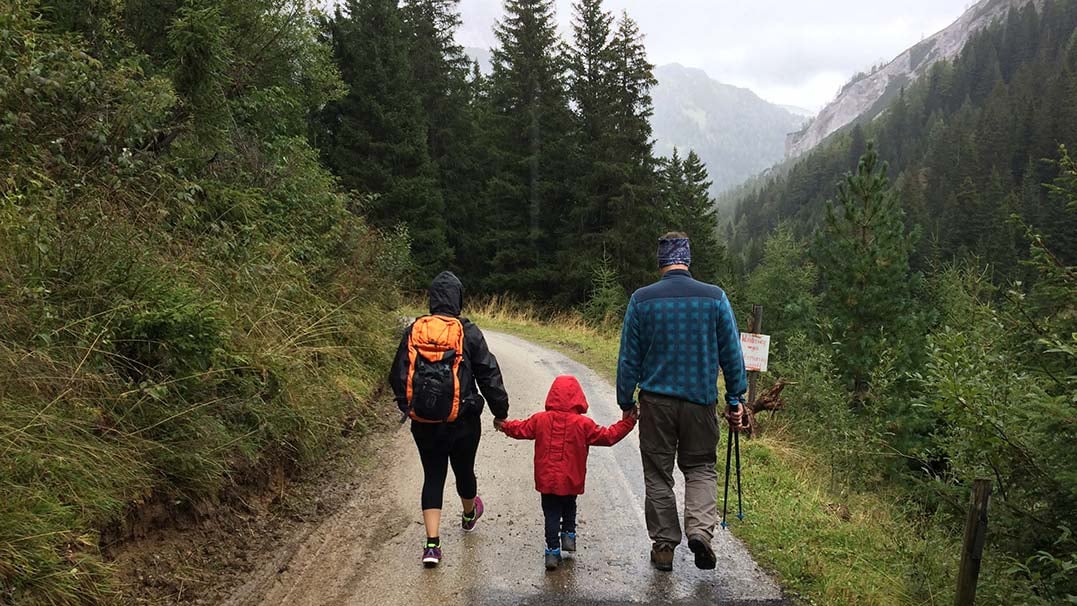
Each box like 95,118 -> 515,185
785,0 -> 1038,158
652,63 -> 807,193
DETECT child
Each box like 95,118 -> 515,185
498,375 -> 636,570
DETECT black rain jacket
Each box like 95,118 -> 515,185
389,271 -> 510,420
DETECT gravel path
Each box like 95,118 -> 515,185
223,331 -> 784,606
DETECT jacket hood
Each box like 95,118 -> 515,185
544,375 -> 589,414
429,271 -> 463,316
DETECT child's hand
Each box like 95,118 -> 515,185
493,418 -> 506,433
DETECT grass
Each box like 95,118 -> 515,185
457,297 -> 960,606
732,429 -> 957,606
1,262 -> 400,605
1,209 -> 402,606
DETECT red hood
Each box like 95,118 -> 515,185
544,375 -> 589,414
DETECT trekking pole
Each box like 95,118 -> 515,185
734,425 -> 745,521
720,424 -> 734,529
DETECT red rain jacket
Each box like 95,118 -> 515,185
501,375 -> 635,496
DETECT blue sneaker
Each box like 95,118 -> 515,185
544,547 -> 562,571
560,532 -> 577,552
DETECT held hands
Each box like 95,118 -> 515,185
493,418 -> 506,433
622,404 -> 640,421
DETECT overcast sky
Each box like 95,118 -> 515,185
455,0 -> 977,111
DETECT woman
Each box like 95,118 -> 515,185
389,271 -> 510,567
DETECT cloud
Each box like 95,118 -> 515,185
457,0 -> 973,109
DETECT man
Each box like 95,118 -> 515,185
616,232 -> 747,572
389,271 -> 510,568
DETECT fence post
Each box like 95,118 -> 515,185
955,479 -> 992,606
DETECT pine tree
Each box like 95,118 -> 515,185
561,3 -> 664,298
582,253 -> 627,327
485,0 -> 576,295
568,0 -> 615,143
983,169 -> 1021,280
813,144 -> 918,394
402,0 -> 487,282
660,149 -> 722,282
402,0 -> 471,161
561,0 -> 617,301
597,12 -> 661,291
315,0 -> 449,281
977,80 -> 1015,178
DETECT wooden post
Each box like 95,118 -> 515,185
746,304 -> 763,405
955,479 -> 992,606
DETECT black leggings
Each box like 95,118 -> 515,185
412,417 -> 481,510
541,494 -> 578,549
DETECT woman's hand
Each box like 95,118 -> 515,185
493,418 -> 506,433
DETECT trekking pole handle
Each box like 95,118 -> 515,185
727,403 -> 746,432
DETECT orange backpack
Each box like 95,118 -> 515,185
405,315 -> 465,423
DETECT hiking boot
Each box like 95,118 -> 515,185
545,548 -> 563,571
461,496 -> 484,533
422,541 -> 442,568
560,532 -> 577,553
687,534 -> 717,570
650,544 -> 674,571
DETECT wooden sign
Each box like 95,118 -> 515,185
741,333 -> 771,373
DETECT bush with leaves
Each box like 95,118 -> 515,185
911,262 -> 1076,603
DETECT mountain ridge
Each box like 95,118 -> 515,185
785,0 -> 1040,158
651,63 -> 807,194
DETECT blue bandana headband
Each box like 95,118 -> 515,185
657,237 -> 692,268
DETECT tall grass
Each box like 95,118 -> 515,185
0,233 -> 401,604
465,295 -> 593,331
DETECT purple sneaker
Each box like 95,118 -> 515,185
461,496 -> 484,532
422,541 -> 442,568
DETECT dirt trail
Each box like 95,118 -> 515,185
223,331 -> 783,606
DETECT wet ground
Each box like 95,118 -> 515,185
223,331 -> 784,606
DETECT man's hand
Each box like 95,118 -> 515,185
493,418 -> 506,433
724,404 -> 744,432
623,405 -> 640,421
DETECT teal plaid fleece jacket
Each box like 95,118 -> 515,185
616,269 -> 748,408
